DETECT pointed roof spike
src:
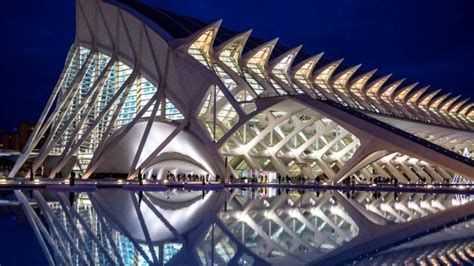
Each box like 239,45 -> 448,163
210,19 -> 223,28
459,102 -> 474,116
350,64 -> 363,72
467,107 -> 474,118
172,19 -> 223,52
269,44 -> 303,71
291,52 -> 324,78
440,95 -> 461,112
394,82 -> 419,102
332,64 -> 362,87
214,29 -> 253,55
418,88 -> 442,107
313,58 -> 344,83
406,85 -> 429,104
365,73 -> 392,95
242,37 -> 279,66
448,97 -> 470,114
429,92 -> 451,110
402,82 -> 419,91
380,78 -> 406,98
349,69 -> 378,92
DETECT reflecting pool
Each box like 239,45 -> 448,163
1,188 -> 473,265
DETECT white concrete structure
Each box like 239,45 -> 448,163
10,0 -> 473,182
13,188 -> 474,265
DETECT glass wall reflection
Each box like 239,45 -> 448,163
5,188 -> 473,265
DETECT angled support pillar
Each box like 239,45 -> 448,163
12,46 -> 78,177
141,195 -> 187,243
55,193 -> 101,265
128,119 -> 189,179
334,192 -> 387,229
88,192 -> 153,264
129,192 -> 159,264
87,194 -> 125,266
295,121 -> 336,155
272,116 -> 318,152
128,91 -> 163,174
269,154 -> 290,176
384,162 -> 410,182
215,96 -> 287,148
23,47 -> 78,148
33,191 -> 90,265
333,136 -> 391,183
241,215 -> 280,256
312,208 -> 351,241
49,70 -> 138,178
83,87 -> 159,179
187,116 -> 226,178
214,219 -> 271,266
295,94 -> 474,179
10,51 -> 95,177
382,202 -> 406,222
33,196 -> 74,265
56,193 -> 117,265
270,213 -> 315,251
315,157 -> 336,179
14,190 -> 57,266
293,211 -> 337,247
33,57 -> 116,173
87,72 -> 138,167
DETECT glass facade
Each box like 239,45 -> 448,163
50,45 -> 183,171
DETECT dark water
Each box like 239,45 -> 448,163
0,215 -> 47,265
0,188 -> 472,265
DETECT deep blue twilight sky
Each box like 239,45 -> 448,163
1,0 -> 473,131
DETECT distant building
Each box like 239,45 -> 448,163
0,122 -> 36,151
0,122 -> 47,175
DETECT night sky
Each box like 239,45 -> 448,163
1,0 -> 474,131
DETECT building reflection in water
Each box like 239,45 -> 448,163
12,188 -> 474,265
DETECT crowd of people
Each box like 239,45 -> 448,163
142,171 -> 328,185
136,170 -> 223,184
16,166 -> 462,187
143,172 -> 460,186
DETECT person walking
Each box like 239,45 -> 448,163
70,171 -> 75,186
138,168 -> 143,186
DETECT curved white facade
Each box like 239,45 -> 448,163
95,189 -> 224,242
96,121 -> 218,176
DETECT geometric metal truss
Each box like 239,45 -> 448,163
220,189 -> 474,264
220,109 -> 361,179
220,189 -> 360,262
9,0 -> 474,182
14,188 -> 473,265
352,152 -> 465,184
351,220 -> 474,265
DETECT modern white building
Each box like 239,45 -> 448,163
14,188 -> 474,265
10,0 -> 473,183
